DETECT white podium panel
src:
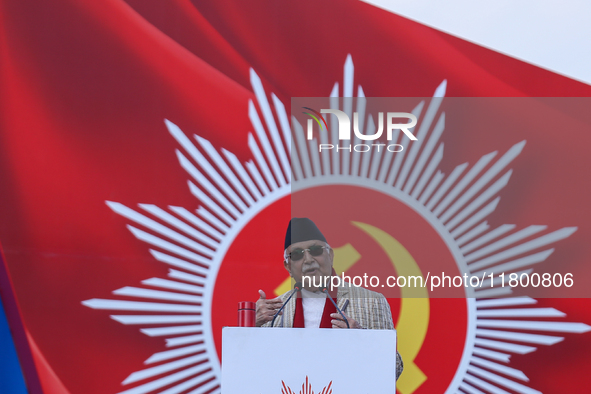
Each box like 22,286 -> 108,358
222,327 -> 397,393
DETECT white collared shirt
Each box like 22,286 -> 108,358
301,288 -> 327,328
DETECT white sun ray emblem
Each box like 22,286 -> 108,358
83,55 -> 590,394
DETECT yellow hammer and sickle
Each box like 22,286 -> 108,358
274,222 -> 429,393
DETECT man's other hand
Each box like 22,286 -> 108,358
255,290 -> 284,327
330,312 -> 362,329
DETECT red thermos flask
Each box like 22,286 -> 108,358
237,301 -> 255,327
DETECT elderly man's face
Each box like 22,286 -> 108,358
284,239 -> 334,291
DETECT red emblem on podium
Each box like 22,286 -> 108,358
281,376 -> 333,394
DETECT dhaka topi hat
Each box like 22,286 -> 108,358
284,217 -> 327,250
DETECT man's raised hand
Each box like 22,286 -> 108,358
255,290 -> 285,327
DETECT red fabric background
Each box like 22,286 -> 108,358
0,0 -> 590,393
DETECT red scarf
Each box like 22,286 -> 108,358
292,291 -> 338,328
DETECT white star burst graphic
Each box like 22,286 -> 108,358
83,55 -> 590,394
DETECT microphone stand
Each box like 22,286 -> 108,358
270,282 -> 302,327
321,286 -> 349,329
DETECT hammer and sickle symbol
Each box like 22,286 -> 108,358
352,222 -> 429,394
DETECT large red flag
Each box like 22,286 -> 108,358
1,1 -> 590,393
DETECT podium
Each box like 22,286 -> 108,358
222,327 -> 397,393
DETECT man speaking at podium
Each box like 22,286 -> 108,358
255,217 -> 403,380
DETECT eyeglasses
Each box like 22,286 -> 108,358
286,245 -> 329,261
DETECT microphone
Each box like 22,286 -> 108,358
270,282 -> 302,327
320,285 -> 349,329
